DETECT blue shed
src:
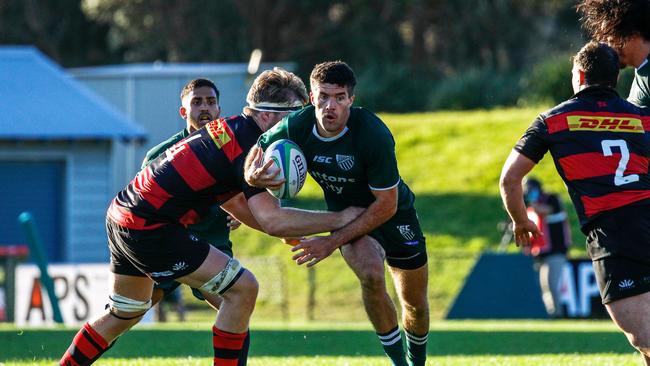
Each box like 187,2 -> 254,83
0,46 -> 146,263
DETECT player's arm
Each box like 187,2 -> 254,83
245,190 -> 364,237
220,192 -> 264,232
499,149 -> 542,247
291,186 -> 396,267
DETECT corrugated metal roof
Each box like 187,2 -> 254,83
0,46 -> 147,141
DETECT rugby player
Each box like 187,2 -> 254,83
578,0 -> 650,107
500,41 -> 650,364
142,78 -> 244,337
246,61 -> 429,366
59,68 -> 363,366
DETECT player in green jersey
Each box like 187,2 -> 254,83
578,0 -> 650,106
142,78 -> 241,315
247,61 -> 429,366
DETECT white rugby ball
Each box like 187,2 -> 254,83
263,139 -> 308,199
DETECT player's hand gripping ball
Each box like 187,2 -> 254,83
263,139 -> 307,199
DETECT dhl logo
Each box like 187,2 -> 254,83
207,119 -> 231,148
567,116 -> 643,133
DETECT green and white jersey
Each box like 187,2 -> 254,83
259,105 -> 415,212
628,57 -> 650,108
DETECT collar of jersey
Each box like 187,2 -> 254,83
312,125 -> 349,141
638,57 -> 649,71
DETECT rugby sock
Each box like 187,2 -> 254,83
238,331 -> 250,366
59,322 -> 112,365
213,325 -> 248,366
377,326 -> 408,366
405,331 -> 428,366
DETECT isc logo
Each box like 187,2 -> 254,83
314,155 -> 332,163
567,116 -> 643,133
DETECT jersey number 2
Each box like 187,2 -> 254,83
601,139 -> 639,186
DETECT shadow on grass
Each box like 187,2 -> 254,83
0,327 -> 631,360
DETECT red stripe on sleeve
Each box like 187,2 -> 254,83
546,114 -> 569,134
169,142 -> 216,191
132,167 -> 171,209
582,190 -> 650,217
559,152 -> 649,181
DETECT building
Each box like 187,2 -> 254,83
0,46 -> 145,263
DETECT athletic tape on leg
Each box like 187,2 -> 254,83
108,293 -> 152,313
199,257 -> 244,295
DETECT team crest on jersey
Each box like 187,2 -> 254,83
336,154 -> 355,171
397,225 -> 415,241
567,116 -> 643,133
207,119 -> 232,148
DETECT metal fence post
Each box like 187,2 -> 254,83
18,212 -> 64,324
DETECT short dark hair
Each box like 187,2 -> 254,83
573,41 -> 620,88
180,78 -> 220,101
577,0 -> 650,43
310,61 -> 357,96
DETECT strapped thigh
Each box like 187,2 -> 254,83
199,257 -> 245,295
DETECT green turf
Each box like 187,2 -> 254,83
0,320 -> 642,365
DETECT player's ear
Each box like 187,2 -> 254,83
179,106 -> 187,119
349,94 -> 355,106
309,91 -> 315,105
579,69 -> 586,86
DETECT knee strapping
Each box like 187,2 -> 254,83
199,257 -> 245,295
108,293 -> 152,317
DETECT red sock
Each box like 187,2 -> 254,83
212,325 -> 249,366
59,323 -> 110,366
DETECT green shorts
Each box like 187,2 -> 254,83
368,207 -> 427,270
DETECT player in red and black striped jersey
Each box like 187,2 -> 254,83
59,68 -> 364,366
500,42 -> 650,364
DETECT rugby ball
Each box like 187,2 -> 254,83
263,139 -> 307,199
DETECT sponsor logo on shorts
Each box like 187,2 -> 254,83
618,279 -> 635,289
567,116 -> 643,133
172,262 -> 188,272
404,240 -> 419,246
148,262 -> 189,278
336,154 -> 355,171
149,270 -> 174,278
397,225 -> 415,241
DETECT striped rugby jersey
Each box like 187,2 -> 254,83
516,86 -> 650,230
108,115 -> 264,230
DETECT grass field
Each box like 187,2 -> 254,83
0,320 -> 641,366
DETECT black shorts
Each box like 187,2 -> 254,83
106,218 -> 210,284
368,207 -> 427,270
585,205 -> 650,304
153,233 -> 233,301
